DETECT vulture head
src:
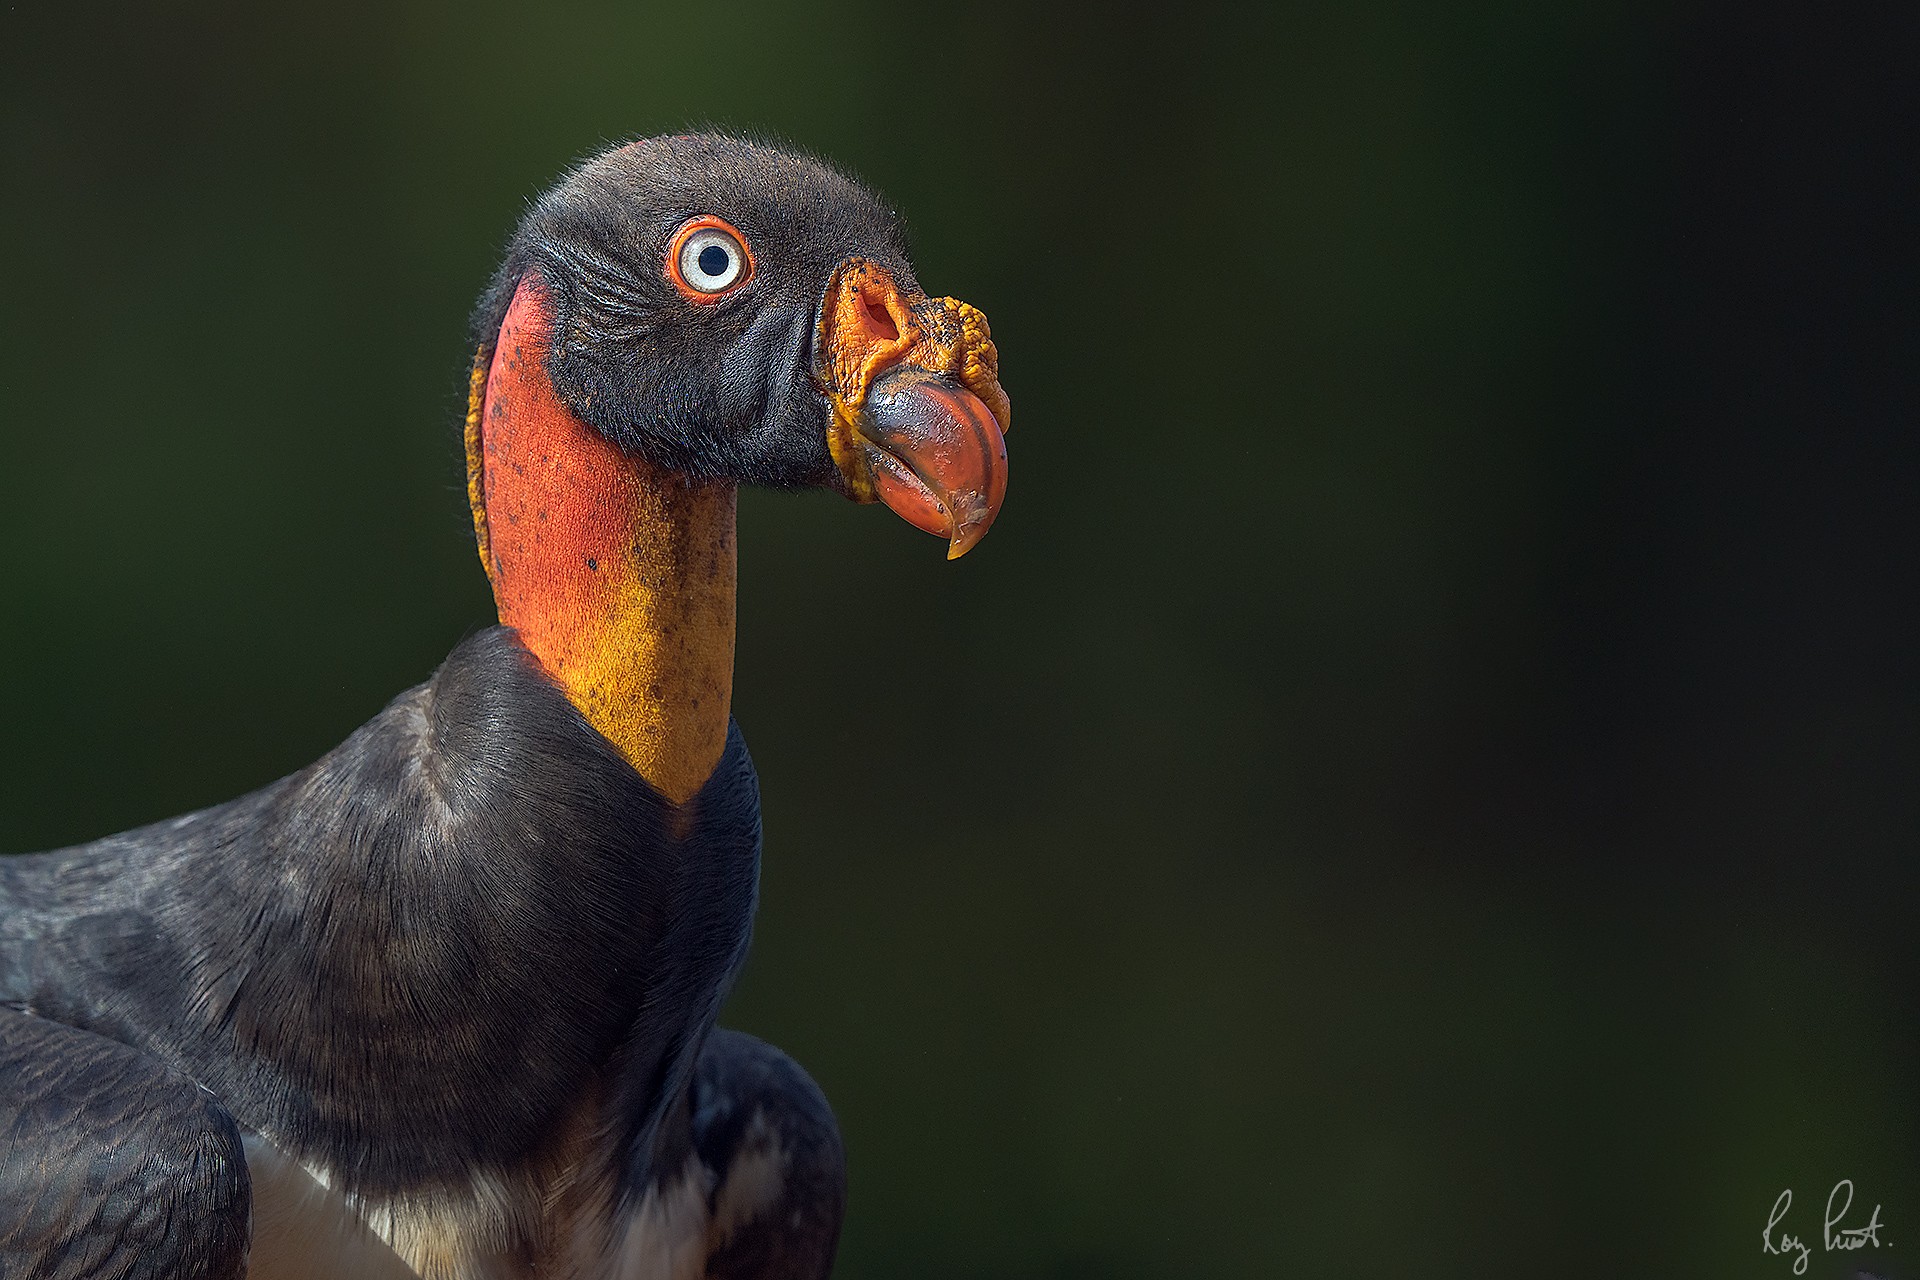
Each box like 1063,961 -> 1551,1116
468,132 -> 1011,560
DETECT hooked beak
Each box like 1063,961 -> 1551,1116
815,259 -> 1011,559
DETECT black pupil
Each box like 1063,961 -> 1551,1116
697,244 -> 731,279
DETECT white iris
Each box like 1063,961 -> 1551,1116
678,228 -> 745,293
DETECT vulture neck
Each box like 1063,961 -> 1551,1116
467,277 -> 736,806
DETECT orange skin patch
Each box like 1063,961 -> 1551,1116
814,260 -> 1010,501
468,277 -> 736,805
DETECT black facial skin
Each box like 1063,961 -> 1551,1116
472,133 -> 918,488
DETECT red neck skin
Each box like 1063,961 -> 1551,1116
466,277 -> 737,805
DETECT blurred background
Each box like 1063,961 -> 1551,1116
3,2 -> 1915,1276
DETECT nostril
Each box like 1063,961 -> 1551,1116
862,294 -> 899,343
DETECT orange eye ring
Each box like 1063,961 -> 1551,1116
667,215 -> 755,304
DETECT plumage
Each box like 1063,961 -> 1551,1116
0,1011 -> 249,1280
0,132 -> 1010,1277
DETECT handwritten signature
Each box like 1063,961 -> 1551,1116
1762,1180 -> 1890,1274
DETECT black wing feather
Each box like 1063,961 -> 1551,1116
0,1007 -> 249,1280
690,1028 -> 845,1280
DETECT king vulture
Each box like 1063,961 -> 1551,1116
0,133 -> 1010,1280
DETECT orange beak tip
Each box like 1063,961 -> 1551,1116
854,370 -> 1009,560
815,263 -> 1010,557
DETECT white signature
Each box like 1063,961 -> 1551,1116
1762,1180 -> 1890,1274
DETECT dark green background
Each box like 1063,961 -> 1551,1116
3,3 -> 1914,1277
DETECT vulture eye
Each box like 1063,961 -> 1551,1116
669,217 -> 753,301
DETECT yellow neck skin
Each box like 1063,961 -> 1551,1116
467,278 -> 736,805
